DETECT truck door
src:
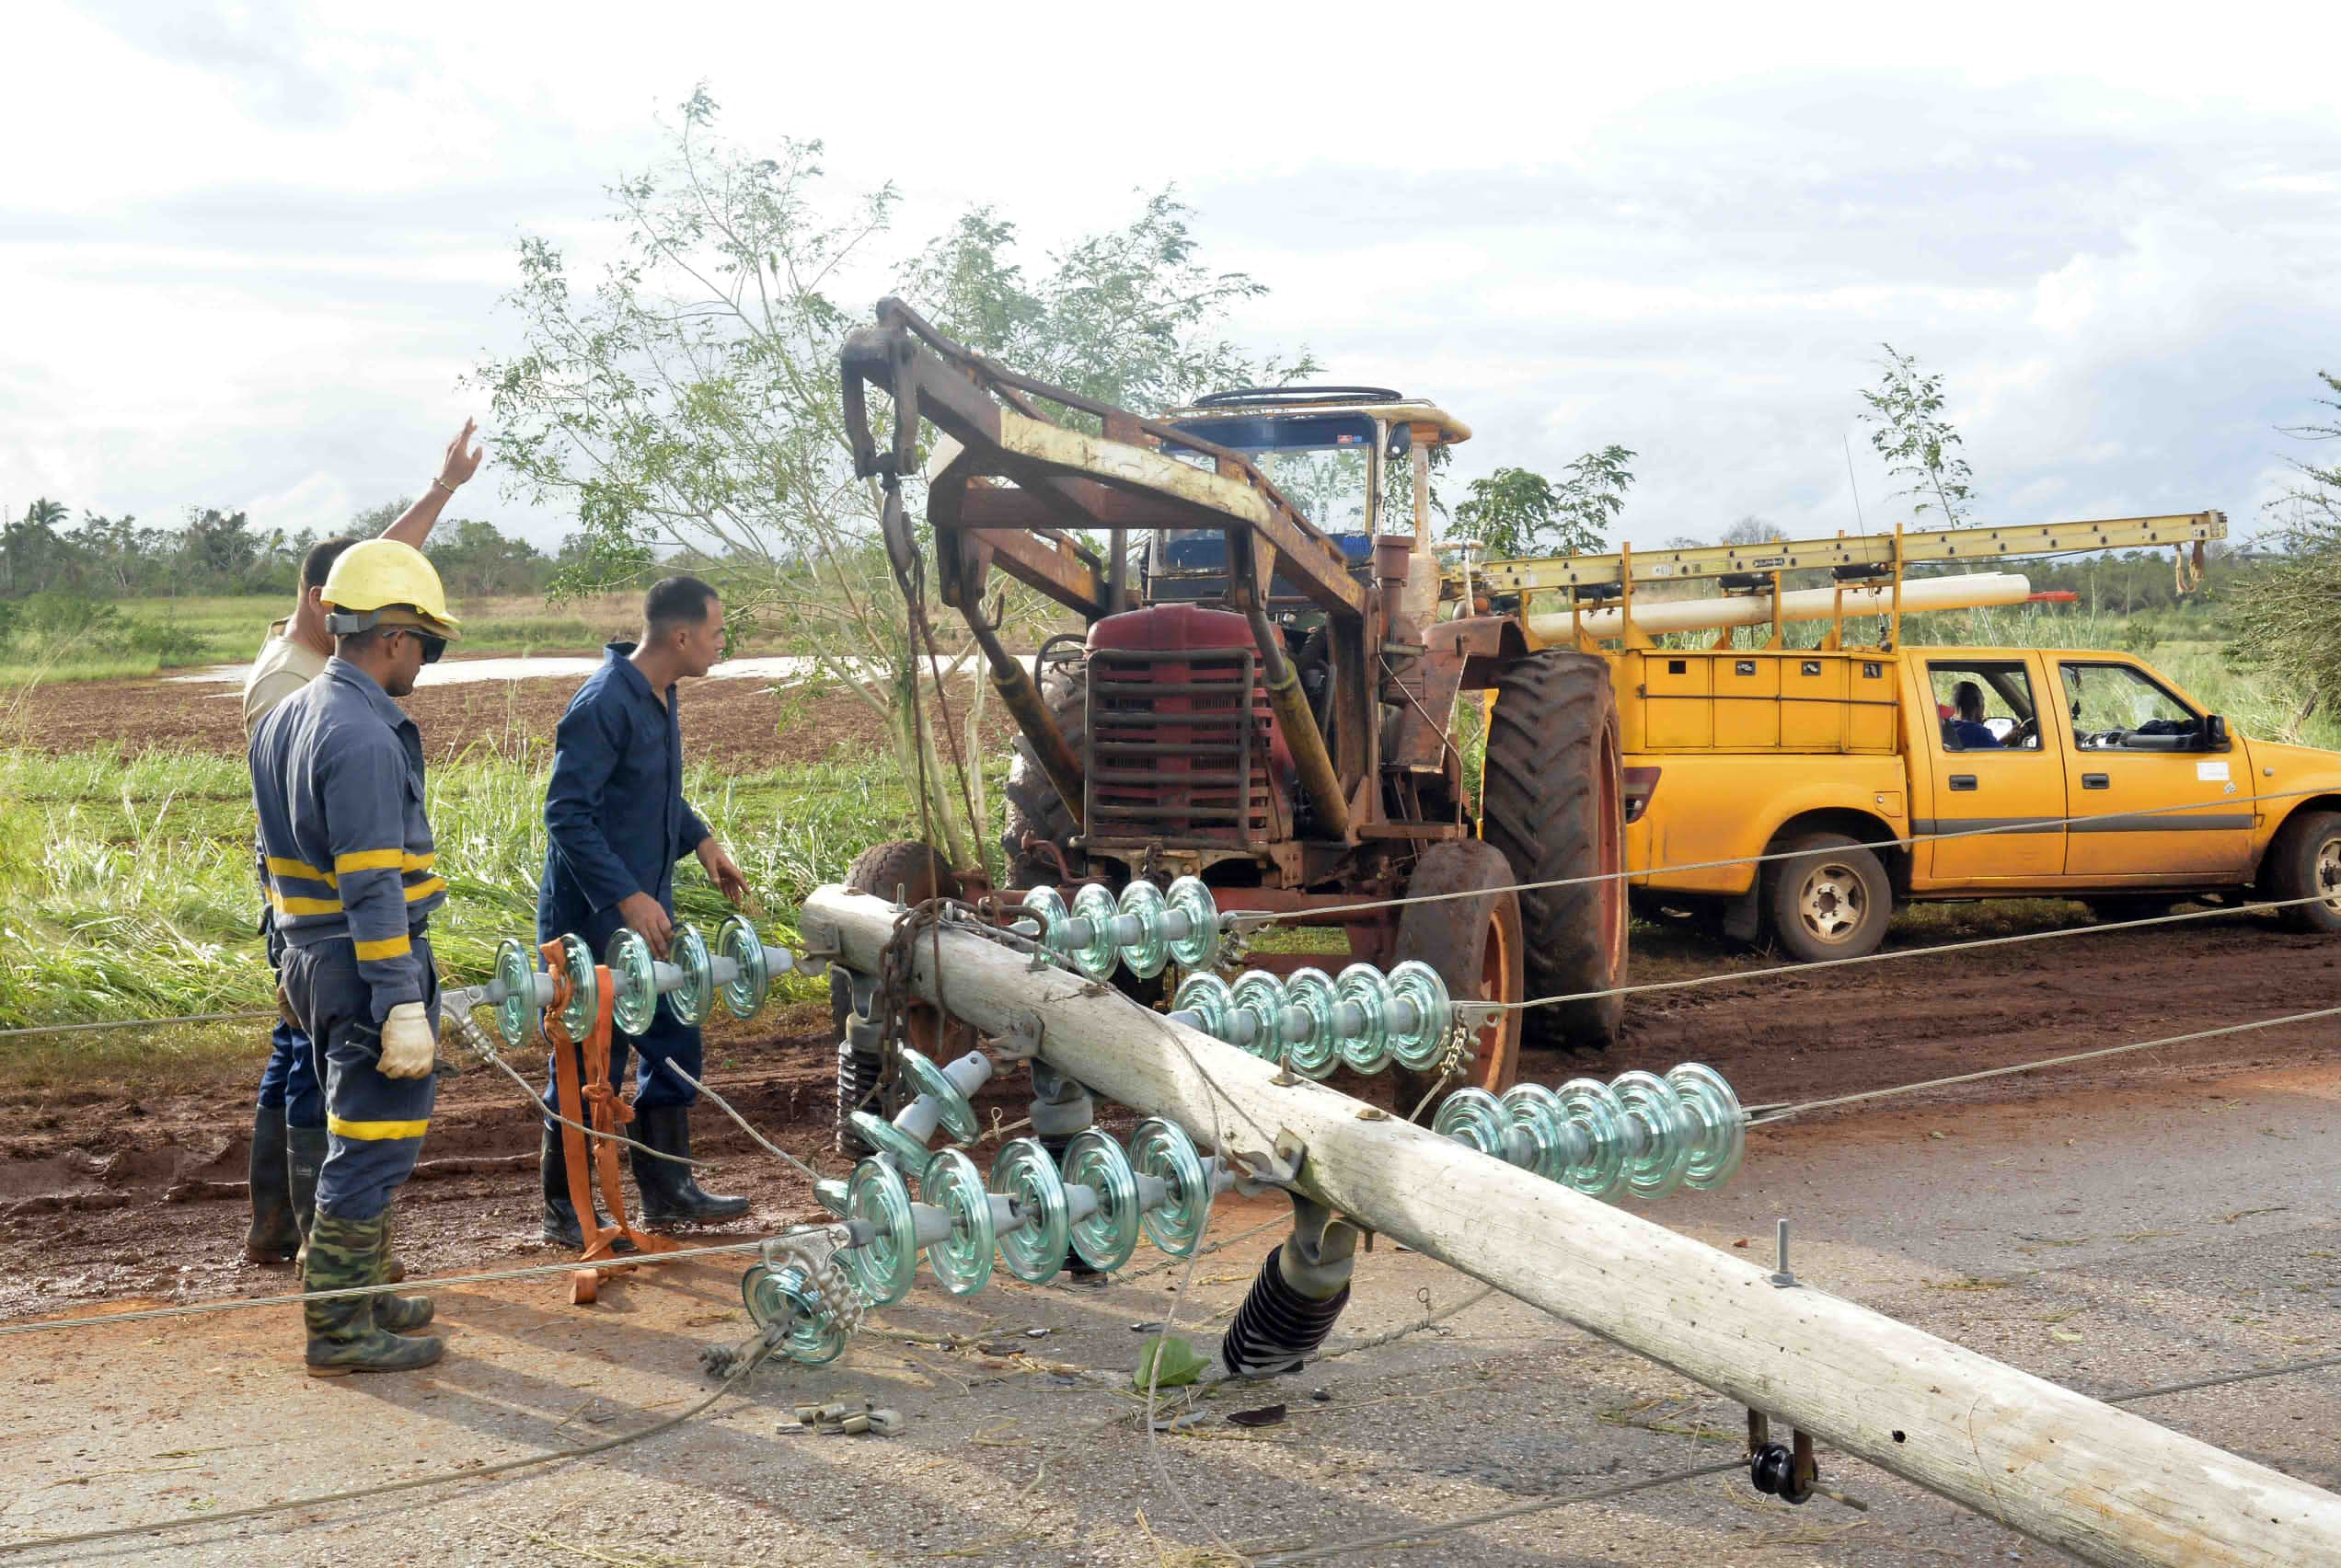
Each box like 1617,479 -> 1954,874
1918,656 -> 2068,882
2053,659 -> 2254,880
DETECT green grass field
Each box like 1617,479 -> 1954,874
0,742 -> 940,1078
0,593 -> 649,686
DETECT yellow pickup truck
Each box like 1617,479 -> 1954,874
1617,642 -> 2341,959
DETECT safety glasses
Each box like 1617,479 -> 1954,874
399,628 -> 449,665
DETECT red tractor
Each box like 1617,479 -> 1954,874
838,300 -> 1626,1111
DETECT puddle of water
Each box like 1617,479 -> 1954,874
168,654 -> 827,688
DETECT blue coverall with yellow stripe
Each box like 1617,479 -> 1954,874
248,659 -> 447,1223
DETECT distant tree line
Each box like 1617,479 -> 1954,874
0,499 -> 569,602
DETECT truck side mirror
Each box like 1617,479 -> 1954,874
2203,713 -> 2229,750
1385,421 -> 1413,458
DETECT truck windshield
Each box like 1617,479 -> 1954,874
1163,410 -> 1376,534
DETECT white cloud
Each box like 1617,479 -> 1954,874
3,0 -> 2338,557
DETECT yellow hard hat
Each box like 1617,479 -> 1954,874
320,539 -> 461,640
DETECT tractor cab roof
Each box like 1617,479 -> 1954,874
1163,386 -> 1472,450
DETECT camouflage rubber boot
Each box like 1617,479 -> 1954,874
303,1212 -> 442,1376
243,1104 -> 300,1264
369,1208 -> 434,1334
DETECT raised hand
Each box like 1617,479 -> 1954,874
437,418 -> 485,491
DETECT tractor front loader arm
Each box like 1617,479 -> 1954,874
838,297 -> 1361,843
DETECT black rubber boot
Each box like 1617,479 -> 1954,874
630,1104 -> 750,1228
541,1123 -> 584,1249
288,1123 -> 326,1274
244,1104 -> 300,1264
304,1212 -> 442,1377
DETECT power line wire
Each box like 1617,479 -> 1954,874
1750,1005 -> 2341,1125
1498,890 -> 2341,1012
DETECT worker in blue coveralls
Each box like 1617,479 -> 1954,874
537,575 -> 754,1245
249,539 -> 458,1376
238,420 -> 478,1275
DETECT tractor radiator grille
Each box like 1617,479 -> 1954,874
1085,646 -> 1274,846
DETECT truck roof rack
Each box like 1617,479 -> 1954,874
1454,512 -> 2227,594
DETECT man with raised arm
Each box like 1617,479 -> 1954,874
239,422 -> 480,1275
537,575 -> 754,1245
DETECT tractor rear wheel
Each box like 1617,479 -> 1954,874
828,840 -> 972,1154
1480,651 -> 1628,1053
1391,839 -> 1526,1118
1000,656 -> 1087,888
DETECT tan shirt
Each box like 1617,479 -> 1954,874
240,620 -> 330,743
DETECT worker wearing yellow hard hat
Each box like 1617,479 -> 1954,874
250,534 -> 462,1375
320,537 -> 464,652
237,423 -> 478,1291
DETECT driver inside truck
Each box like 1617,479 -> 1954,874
1945,681 -> 2002,751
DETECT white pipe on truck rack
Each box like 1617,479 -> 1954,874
801,884 -> 2341,1568
1524,570 -> 2030,640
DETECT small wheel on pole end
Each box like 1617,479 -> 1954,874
1229,972 -> 1288,1063
1432,1088 -> 1511,1160
1164,876 -> 1221,971
1130,1117 -> 1210,1257
895,1046 -> 981,1144
1666,1063 -> 1745,1191
1556,1077 -> 1630,1199
1280,968 -> 1340,1080
1117,880 -> 1171,980
555,933 -> 598,1038
1332,963 -> 1394,1074
1069,882 -> 1123,981
918,1148 -> 997,1297
492,937 -> 536,1048
841,1158 -> 918,1306
990,1138 -> 1070,1284
604,929 -> 657,1036
716,913 -> 770,1020
1610,1069 -> 1692,1202
667,922 -> 715,1027
1062,1128 -> 1141,1273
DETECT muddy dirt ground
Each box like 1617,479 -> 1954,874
1,914 -> 2336,1562
3,661 -> 1011,768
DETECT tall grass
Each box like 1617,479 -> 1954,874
0,744 -> 943,1042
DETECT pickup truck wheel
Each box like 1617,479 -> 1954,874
1000,657 -> 1087,888
1765,833 -> 1892,962
1481,650 -> 1628,1053
828,840 -> 974,1154
1391,840 -> 1527,1117
2266,809 -> 2341,934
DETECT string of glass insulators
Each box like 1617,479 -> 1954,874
738,1043 -> 1747,1364
456,918 -> 801,1049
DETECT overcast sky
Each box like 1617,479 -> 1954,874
5,2 -> 2337,555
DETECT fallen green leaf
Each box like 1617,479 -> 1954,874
1134,1335 -> 1208,1390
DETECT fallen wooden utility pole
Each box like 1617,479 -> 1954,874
803,886 -> 2341,1567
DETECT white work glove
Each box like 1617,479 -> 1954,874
378,1001 -> 438,1079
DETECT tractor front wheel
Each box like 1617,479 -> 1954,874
1391,839 -> 1526,1117
1000,655 -> 1087,888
